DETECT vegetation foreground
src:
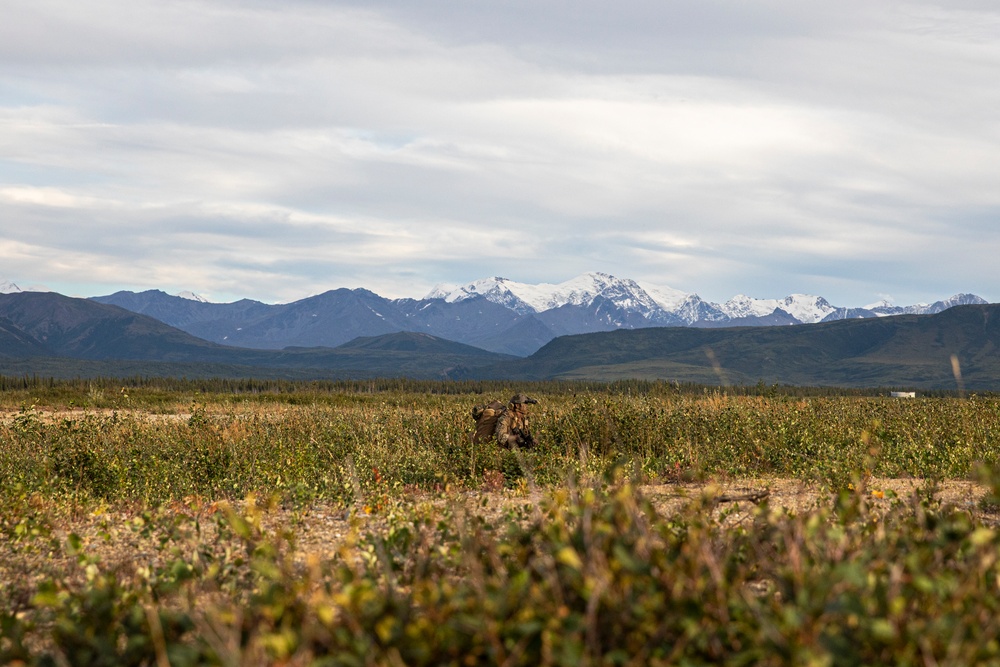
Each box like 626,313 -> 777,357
3,377 -> 1000,665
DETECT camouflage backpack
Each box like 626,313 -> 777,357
471,400 -> 505,444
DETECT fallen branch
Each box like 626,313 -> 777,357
715,489 -> 770,504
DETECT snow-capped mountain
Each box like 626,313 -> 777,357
806,294 -> 986,322
427,272 -> 987,330
177,291 -> 209,303
427,273 -> 667,316
863,299 -> 895,312
858,293 -> 988,318
721,294 -> 837,324
427,272 -> 722,324
0,279 -> 51,295
428,273 -> 837,325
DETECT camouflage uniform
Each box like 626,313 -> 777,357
471,394 -> 539,448
494,393 -> 538,449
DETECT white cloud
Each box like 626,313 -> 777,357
0,185 -> 120,209
0,0 -> 998,306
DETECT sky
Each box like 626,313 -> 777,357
1,1 -> 998,307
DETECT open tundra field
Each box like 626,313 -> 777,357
4,377 -> 1000,665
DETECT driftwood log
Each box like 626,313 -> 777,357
713,489 -> 771,504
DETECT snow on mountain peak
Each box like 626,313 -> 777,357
177,290 -> 209,303
424,273 -> 888,326
637,282 -> 692,312
939,293 -> 987,308
778,294 -> 835,324
424,282 -> 459,301
426,276 -> 534,312
426,272 -> 688,317
719,294 -> 834,323
1,279 -> 52,294
721,294 -> 781,319
515,272 -> 646,312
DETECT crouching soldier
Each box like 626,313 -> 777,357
494,393 -> 538,449
471,393 -> 539,449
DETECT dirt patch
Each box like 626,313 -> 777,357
0,407 -> 192,424
642,477 -> 985,518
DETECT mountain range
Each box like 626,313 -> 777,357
73,272 -> 986,357
1,273 -> 995,388
0,285 -> 998,389
0,290 -> 513,380
488,305 -> 1000,390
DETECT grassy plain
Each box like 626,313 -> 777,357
3,377 -> 1000,665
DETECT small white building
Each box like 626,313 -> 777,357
890,391 -> 916,398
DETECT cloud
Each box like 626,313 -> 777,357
0,0 -> 998,306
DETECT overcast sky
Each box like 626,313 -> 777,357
2,1 -> 998,306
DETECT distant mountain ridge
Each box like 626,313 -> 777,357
88,272 -> 989,356
3,290 -> 1000,390
491,303 -> 1000,390
0,292 -> 513,380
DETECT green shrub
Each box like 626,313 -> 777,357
7,473 -> 1000,665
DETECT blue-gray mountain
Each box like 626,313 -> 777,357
92,273 -> 988,357
0,291 -> 513,380
3,289 -> 1000,389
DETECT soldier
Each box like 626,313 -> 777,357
494,393 -> 538,449
471,393 -> 539,449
